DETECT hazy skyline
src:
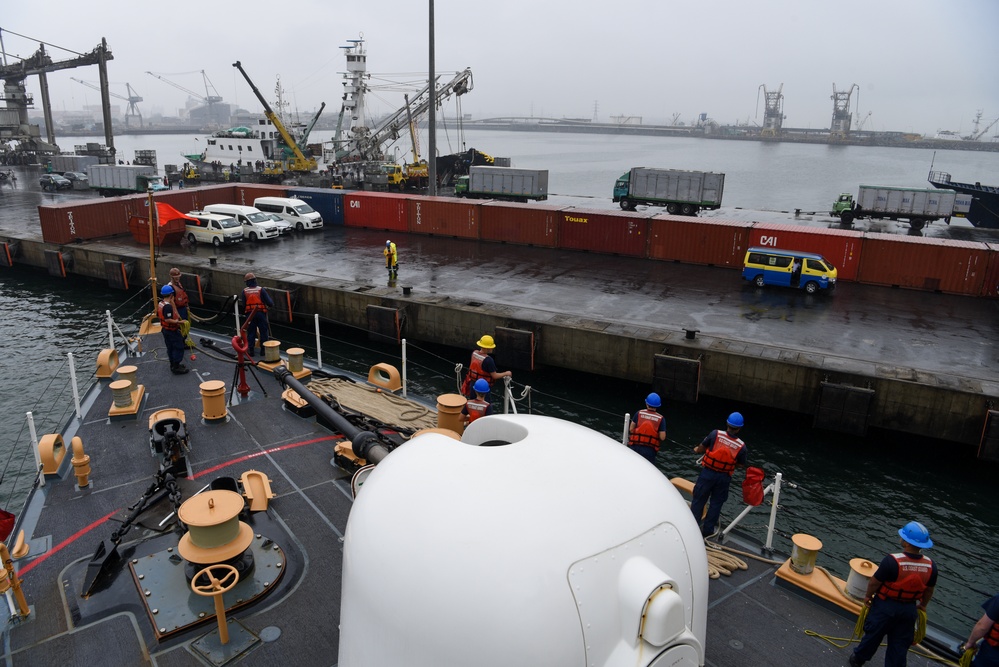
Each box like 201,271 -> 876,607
3,0 -> 998,137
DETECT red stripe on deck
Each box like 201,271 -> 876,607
18,435 -> 338,578
19,508 -> 120,577
191,435 -> 338,480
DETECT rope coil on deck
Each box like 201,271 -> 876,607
307,377 -> 437,432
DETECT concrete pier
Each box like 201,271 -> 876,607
2,183 -> 997,449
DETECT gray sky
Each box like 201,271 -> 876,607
4,0 -> 998,136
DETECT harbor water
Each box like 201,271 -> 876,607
1,130 -> 998,639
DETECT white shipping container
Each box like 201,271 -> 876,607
87,164 -> 157,190
469,166 -> 548,198
629,168 -> 724,206
858,186 -> 956,217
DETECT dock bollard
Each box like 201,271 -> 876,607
200,380 -> 228,422
789,533 -> 823,574
436,394 -> 467,435
263,340 -> 281,364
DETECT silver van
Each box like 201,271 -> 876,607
185,211 -> 244,246
253,196 -> 324,231
204,203 -> 281,242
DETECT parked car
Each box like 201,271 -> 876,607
263,212 -> 293,235
40,174 -> 72,191
62,171 -> 89,185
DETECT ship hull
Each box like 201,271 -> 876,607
928,172 -> 999,228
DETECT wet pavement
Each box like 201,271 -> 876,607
2,167 -> 998,388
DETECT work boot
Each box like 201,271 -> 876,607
171,363 -> 189,375
848,652 -> 864,667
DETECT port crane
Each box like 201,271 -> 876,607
231,61 -> 320,174
964,110 -> 999,142
830,83 -> 858,138
757,83 -> 784,138
0,32 -> 114,160
72,78 -> 142,128
332,67 -> 473,162
146,70 -> 224,123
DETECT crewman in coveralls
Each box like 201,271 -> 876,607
628,392 -> 666,464
850,522 -> 938,667
690,412 -> 747,536
241,272 -> 274,357
384,240 -> 398,278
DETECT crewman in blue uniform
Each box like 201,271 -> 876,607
628,392 -> 666,464
962,592 -> 999,666
241,272 -> 275,357
690,412 -> 747,537
158,285 -> 188,374
850,521 -> 938,667
463,378 -> 493,426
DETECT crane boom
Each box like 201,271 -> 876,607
347,68 -> 473,161
231,60 -> 318,173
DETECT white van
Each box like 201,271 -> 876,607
253,197 -> 324,231
185,211 -> 244,247
204,203 -> 281,242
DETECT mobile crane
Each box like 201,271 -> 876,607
232,61 -> 320,174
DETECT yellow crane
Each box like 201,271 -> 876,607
232,61 -> 318,174
403,94 -> 429,189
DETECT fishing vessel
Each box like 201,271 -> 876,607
0,258 -> 969,666
928,170 -> 999,229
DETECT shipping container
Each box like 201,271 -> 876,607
983,243 -> 999,298
234,184 -> 287,206
457,166 -> 548,201
614,168 -> 724,213
857,233 -> 989,295
748,223 -> 864,281
557,208 -> 651,257
649,215 -> 751,268
480,201 -> 564,247
857,186 -> 956,217
51,154 -> 99,174
287,187 -> 346,225
38,198 -> 135,244
87,164 -> 162,194
407,197 -> 480,239
343,192 -> 410,231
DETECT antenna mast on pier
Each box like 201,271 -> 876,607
830,83 -> 858,139
758,83 -> 784,138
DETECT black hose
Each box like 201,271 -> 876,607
273,366 -> 391,464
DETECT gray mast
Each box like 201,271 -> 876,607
427,0 -> 437,196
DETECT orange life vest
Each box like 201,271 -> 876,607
628,409 -> 664,451
702,431 -> 745,475
986,617 -> 999,647
244,286 -> 268,313
876,553 -> 934,603
465,397 -> 490,423
462,350 -> 491,395
157,300 -> 179,331
171,280 -> 189,308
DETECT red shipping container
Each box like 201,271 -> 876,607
344,192 -> 410,231
154,190 -> 202,214
557,208 -> 651,257
480,201 -> 563,247
857,233 -> 989,295
982,243 -> 999,298
650,215 -> 751,268
749,223 -> 864,281
407,196 -> 480,239
38,198 -> 135,244
234,184 -> 288,206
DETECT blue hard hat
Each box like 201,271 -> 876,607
645,392 -> 661,408
726,412 -> 744,428
160,284 -> 174,296
472,378 -> 490,394
899,521 -> 933,549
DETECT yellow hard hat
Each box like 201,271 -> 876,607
476,334 -> 496,349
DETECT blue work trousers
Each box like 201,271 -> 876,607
628,444 -> 657,465
972,642 -> 999,666
161,328 -> 185,366
853,597 -> 918,667
690,468 -> 732,535
245,312 -> 269,355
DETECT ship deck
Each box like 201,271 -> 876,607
3,328 -> 961,666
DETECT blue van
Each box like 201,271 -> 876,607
742,247 -> 838,293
